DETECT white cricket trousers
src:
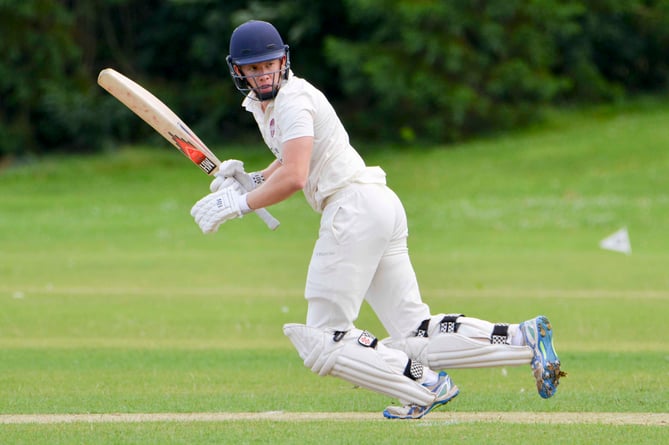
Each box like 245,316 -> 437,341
305,180 -> 431,338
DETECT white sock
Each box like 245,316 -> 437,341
419,368 -> 440,388
508,324 -> 525,346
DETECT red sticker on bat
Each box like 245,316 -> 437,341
169,133 -> 216,174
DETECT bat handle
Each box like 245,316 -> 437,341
231,172 -> 280,230
254,208 -> 280,230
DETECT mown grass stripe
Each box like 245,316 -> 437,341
0,412 -> 666,425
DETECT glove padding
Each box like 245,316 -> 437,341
210,159 -> 264,193
191,180 -> 248,234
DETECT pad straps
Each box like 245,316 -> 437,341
491,324 -> 510,344
439,315 -> 462,334
415,314 -> 464,337
414,316 -> 511,345
415,319 -> 431,337
403,359 -> 424,381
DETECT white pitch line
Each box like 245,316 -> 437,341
0,412 -> 666,425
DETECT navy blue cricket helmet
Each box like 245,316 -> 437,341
226,20 -> 291,100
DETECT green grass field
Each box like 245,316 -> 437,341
1,99 -> 668,444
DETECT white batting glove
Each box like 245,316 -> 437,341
218,159 -> 245,177
210,159 -> 265,193
238,170 -> 265,190
191,182 -> 251,234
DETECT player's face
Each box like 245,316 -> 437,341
237,58 -> 285,97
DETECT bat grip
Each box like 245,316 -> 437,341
254,208 -> 281,231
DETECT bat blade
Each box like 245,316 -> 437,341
97,68 -> 279,230
97,68 -> 219,175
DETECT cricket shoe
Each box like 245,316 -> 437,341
383,371 -> 459,419
520,315 -> 566,398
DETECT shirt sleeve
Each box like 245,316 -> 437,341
276,90 -> 315,143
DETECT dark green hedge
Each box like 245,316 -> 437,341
1,0 -> 668,156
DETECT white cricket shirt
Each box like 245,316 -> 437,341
243,73 -> 379,212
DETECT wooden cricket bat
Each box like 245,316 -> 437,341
97,68 -> 279,230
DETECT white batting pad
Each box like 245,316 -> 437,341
283,323 -> 435,405
382,315 -> 533,369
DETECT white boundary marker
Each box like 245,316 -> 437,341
0,412 -> 666,425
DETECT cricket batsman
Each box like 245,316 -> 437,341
190,20 -> 564,419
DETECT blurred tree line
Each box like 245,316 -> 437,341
1,0 -> 669,157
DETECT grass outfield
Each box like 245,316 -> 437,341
1,99 -> 668,444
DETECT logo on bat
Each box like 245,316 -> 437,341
169,133 -> 216,174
